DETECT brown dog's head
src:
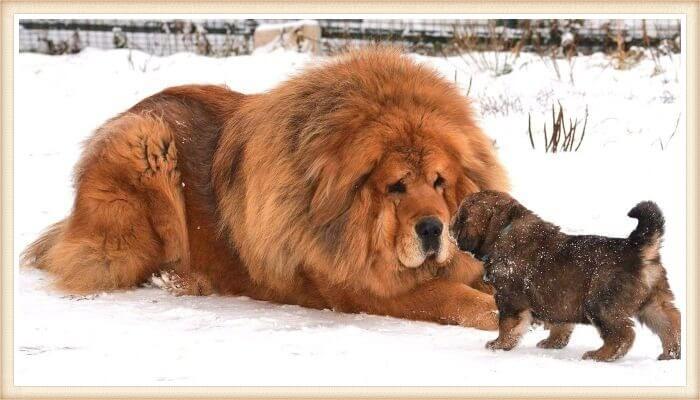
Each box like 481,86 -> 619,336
366,139 -> 466,268
262,48 -> 509,295
304,110 -> 488,273
450,190 -> 522,259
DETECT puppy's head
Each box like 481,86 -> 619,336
450,190 -> 522,258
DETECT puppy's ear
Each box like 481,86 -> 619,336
482,198 -> 521,249
450,198 -> 468,241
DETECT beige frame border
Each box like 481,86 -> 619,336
2,1 -> 698,399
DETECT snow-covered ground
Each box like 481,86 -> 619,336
14,47 -> 685,386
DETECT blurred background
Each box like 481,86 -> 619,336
19,18 -> 681,58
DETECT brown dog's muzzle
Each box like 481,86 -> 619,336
415,216 -> 443,255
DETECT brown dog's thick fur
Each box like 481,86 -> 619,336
451,191 -> 681,360
22,49 -> 508,330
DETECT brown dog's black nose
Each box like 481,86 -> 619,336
416,217 -> 443,253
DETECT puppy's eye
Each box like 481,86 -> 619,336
434,175 -> 445,189
387,180 -> 406,194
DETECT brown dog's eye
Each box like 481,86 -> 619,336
434,175 -> 445,189
387,180 -> 406,194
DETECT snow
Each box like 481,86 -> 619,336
14,47 -> 685,386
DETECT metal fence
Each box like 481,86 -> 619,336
18,19 -> 681,57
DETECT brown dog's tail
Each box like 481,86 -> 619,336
20,219 -> 67,269
628,201 -> 665,263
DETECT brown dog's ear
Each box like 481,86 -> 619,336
309,167 -> 352,228
307,157 -> 374,229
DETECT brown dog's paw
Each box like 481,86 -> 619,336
138,132 -> 179,184
150,270 -> 213,296
469,309 -> 499,331
150,270 -> 185,295
182,272 -> 214,296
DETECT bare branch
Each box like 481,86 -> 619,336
527,113 -> 535,149
574,106 -> 588,151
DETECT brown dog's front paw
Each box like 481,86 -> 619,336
454,287 -> 499,331
478,310 -> 500,331
463,309 -> 499,331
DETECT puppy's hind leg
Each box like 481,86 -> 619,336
583,302 -> 635,362
537,323 -> 574,349
637,281 -> 681,360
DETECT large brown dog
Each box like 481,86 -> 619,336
22,49 -> 508,330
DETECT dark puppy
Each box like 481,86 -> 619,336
450,190 -> 681,362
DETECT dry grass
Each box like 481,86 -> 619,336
478,94 -> 523,117
449,20 -> 520,77
528,102 -> 589,153
658,114 -> 681,151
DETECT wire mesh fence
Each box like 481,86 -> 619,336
18,18 -> 682,57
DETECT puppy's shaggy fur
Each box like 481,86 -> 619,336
22,48 -> 508,330
450,190 -> 681,361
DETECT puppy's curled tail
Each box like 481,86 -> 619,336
20,220 -> 66,269
628,201 -> 665,247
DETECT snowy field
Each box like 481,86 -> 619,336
14,47 -> 685,386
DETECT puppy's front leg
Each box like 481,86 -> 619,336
537,323 -> 574,349
486,309 -> 532,350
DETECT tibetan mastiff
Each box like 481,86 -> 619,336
22,49 -> 508,330
451,190 -> 681,359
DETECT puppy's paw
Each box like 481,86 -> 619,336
582,350 -> 604,361
582,349 -> 620,362
537,337 -> 568,349
658,349 -> 680,360
486,338 -> 515,351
